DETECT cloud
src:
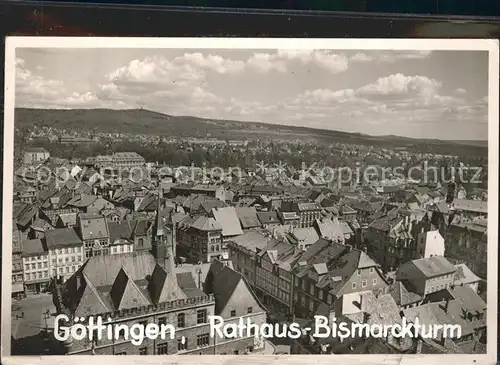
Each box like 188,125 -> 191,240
356,74 -> 442,99
14,51 -> 487,139
174,53 -> 246,74
350,51 -> 432,63
16,57 -> 122,109
240,50 -> 349,74
285,72 -> 487,137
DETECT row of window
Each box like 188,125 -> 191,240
25,270 -> 49,281
111,245 -> 133,254
24,255 -> 48,262
52,256 -> 82,265
125,333 -> 210,356
425,282 -> 451,294
157,309 -> 208,328
229,307 -> 253,317
11,274 -> 23,283
54,247 -> 83,255
352,278 -> 378,290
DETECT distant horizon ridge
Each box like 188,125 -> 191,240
14,106 -> 488,144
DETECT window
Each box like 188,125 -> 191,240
197,309 -> 207,324
138,238 -> 144,247
197,334 -> 210,347
230,310 -> 236,317
156,343 -> 168,355
178,338 -> 188,351
158,317 -> 167,327
247,307 -> 253,314
369,268 -> 374,274
352,282 -> 357,289
177,313 -> 185,328
362,280 -> 367,288
372,278 -> 377,286
357,269 -> 361,276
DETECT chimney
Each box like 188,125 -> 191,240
197,268 -> 202,288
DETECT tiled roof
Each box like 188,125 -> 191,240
204,259 -> 265,315
403,286 -> 486,340
67,194 -> 98,208
191,216 -> 222,232
452,199 -> 487,214
256,211 -> 280,225
57,213 -> 78,227
290,227 -> 320,247
453,264 -> 481,286
45,228 -> 83,250
230,230 -> 280,253
235,207 -> 261,229
79,214 -> 109,240
61,252 -> 193,316
22,239 -> 46,256
200,200 -> 227,214
412,256 -> 456,277
398,256 -> 456,279
297,202 -> 322,211
388,281 -> 422,306
211,206 -> 243,237
110,268 -> 150,310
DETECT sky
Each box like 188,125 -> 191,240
15,48 -> 489,140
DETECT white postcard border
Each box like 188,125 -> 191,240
2,37 -> 499,365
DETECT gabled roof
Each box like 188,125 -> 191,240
230,230 -> 280,253
388,281 -> 422,306
148,264 -> 188,304
200,200 -> 227,214
176,272 -> 205,298
453,264 -> 481,286
110,268 -> 150,310
256,211 -> 280,225
235,207 -> 261,229
67,194 -> 98,208
191,216 -> 222,232
61,252 -> 197,316
22,238 -> 46,256
211,206 -> 243,237
397,256 -> 456,280
204,259 -> 265,315
79,214 -> 109,240
45,228 -> 82,249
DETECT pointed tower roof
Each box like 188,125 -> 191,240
109,268 -> 150,310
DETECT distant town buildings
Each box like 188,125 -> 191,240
11,136 -> 489,355
23,147 -> 50,164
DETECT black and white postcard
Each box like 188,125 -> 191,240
2,37 -> 498,365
